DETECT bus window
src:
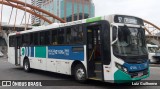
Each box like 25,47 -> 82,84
9,36 -> 15,47
17,36 -> 21,47
78,26 -> 83,43
22,34 -> 30,46
40,32 -> 45,45
71,25 -> 83,44
30,33 -> 34,45
52,30 -> 58,45
66,27 -> 71,44
58,28 -> 65,44
33,32 -> 39,45
45,31 -> 50,45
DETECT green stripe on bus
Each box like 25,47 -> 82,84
114,70 -> 131,83
114,69 -> 150,83
86,17 -> 102,23
35,46 -> 46,58
21,48 -> 25,56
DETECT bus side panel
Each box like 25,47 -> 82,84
8,47 -> 15,64
29,57 -> 37,69
47,45 -> 85,75
56,60 -> 73,74
34,46 -> 47,70
21,46 -> 47,70
46,58 -> 57,72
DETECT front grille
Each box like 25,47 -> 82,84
129,68 -> 148,78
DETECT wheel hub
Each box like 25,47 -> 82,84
76,68 -> 85,80
24,62 -> 28,70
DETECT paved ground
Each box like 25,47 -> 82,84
0,57 -> 160,89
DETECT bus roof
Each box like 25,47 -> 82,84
8,14 -> 142,36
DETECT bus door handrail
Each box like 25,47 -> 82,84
89,46 -> 96,61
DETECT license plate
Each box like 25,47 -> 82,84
138,72 -> 143,77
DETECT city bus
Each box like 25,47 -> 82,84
8,14 -> 150,83
147,44 -> 160,63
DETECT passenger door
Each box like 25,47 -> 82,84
86,22 -> 103,80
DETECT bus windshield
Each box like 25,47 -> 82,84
113,25 -> 148,58
148,46 -> 159,53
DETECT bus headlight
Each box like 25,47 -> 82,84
115,62 -> 128,73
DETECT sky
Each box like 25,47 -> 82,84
93,0 -> 160,26
0,0 -> 160,26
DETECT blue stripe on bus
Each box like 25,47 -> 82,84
123,60 -> 149,72
29,47 -> 30,57
48,46 -> 84,61
31,47 -> 34,57
25,47 -> 27,56
27,47 -> 29,57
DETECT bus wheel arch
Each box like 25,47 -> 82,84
23,56 -> 31,72
71,61 -> 87,82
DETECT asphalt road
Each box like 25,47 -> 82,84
0,57 -> 160,89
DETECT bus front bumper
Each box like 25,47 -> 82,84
114,69 -> 150,83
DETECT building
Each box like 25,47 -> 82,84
32,0 -> 95,25
31,0 -> 43,25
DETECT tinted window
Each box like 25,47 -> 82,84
70,25 -> 83,44
9,36 -> 15,47
17,36 -> 21,47
58,28 -> 65,44
65,25 -> 83,44
66,28 -> 71,44
40,32 -> 45,45
33,32 -> 39,45
22,34 -> 30,46
51,30 -> 58,45
30,33 -> 34,45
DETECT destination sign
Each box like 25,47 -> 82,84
114,15 -> 144,25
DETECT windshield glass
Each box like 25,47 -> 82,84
148,47 -> 158,53
112,26 -> 148,57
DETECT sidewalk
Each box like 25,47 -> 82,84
150,64 -> 160,67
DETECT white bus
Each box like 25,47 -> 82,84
147,44 -> 160,63
8,14 -> 149,83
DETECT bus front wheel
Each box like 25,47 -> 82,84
23,59 -> 31,72
74,64 -> 87,82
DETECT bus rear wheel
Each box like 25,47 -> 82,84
74,64 -> 87,82
23,59 -> 31,72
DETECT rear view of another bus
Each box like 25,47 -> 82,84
147,44 -> 160,63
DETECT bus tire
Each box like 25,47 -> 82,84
23,59 -> 31,72
74,64 -> 87,82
